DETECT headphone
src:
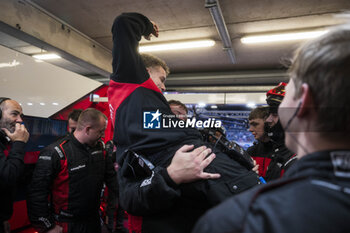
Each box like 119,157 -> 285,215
284,101 -> 302,132
0,97 -> 11,120
283,100 -> 310,156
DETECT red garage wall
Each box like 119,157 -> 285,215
51,85 -> 114,142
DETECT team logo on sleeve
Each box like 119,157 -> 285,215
143,109 -> 162,129
330,151 -> 350,178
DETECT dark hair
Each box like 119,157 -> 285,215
168,100 -> 188,114
141,53 -> 170,75
249,106 -> 269,120
289,23 -> 350,139
76,108 -> 107,130
68,109 -> 83,122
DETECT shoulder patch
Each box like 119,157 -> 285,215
330,151 -> 350,178
54,146 -> 64,159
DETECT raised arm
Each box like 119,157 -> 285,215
110,12 -> 158,84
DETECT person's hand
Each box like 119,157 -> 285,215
2,123 -> 29,143
252,159 -> 259,174
47,225 -> 63,233
144,21 -> 159,40
167,145 -> 221,184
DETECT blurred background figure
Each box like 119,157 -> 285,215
264,83 -> 296,181
248,106 -> 269,143
67,109 -> 83,134
247,106 -> 272,177
168,100 -> 188,121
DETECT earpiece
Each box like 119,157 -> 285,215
284,101 -> 302,131
297,101 -> 302,109
0,97 -> 11,120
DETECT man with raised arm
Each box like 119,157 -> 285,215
108,12 -> 260,233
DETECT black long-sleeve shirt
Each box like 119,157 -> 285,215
0,137 -> 26,222
193,150 -> 350,233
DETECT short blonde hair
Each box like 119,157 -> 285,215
288,23 -> 350,138
141,53 -> 170,75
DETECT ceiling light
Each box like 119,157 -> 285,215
246,102 -> 256,109
40,102 -> 45,106
32,53 -> 61,60
0,60 -> 21,68
27,103 -> 33,106
52,102 -> 59,106
139,40 -> 215,52
241,30 -> 328,44
197,102 -> 206,108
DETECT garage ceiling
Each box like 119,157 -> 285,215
1,0 -> 349,92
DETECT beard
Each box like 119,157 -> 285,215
0,118 -> 16,133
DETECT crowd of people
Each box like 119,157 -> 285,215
1,11 -> 349,233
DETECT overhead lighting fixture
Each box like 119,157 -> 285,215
0,60 -> 21,68
205,0 -> 236,63
246,102 -> 257,109
241,30 -> 328,44
197,102 -> 206,108
139,40 -> 215,52
32,53 -> 61,60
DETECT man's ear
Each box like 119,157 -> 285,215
85,126 -> 91,135
298,83 -> 314,117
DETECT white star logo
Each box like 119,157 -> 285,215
151,109 -> 162,122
